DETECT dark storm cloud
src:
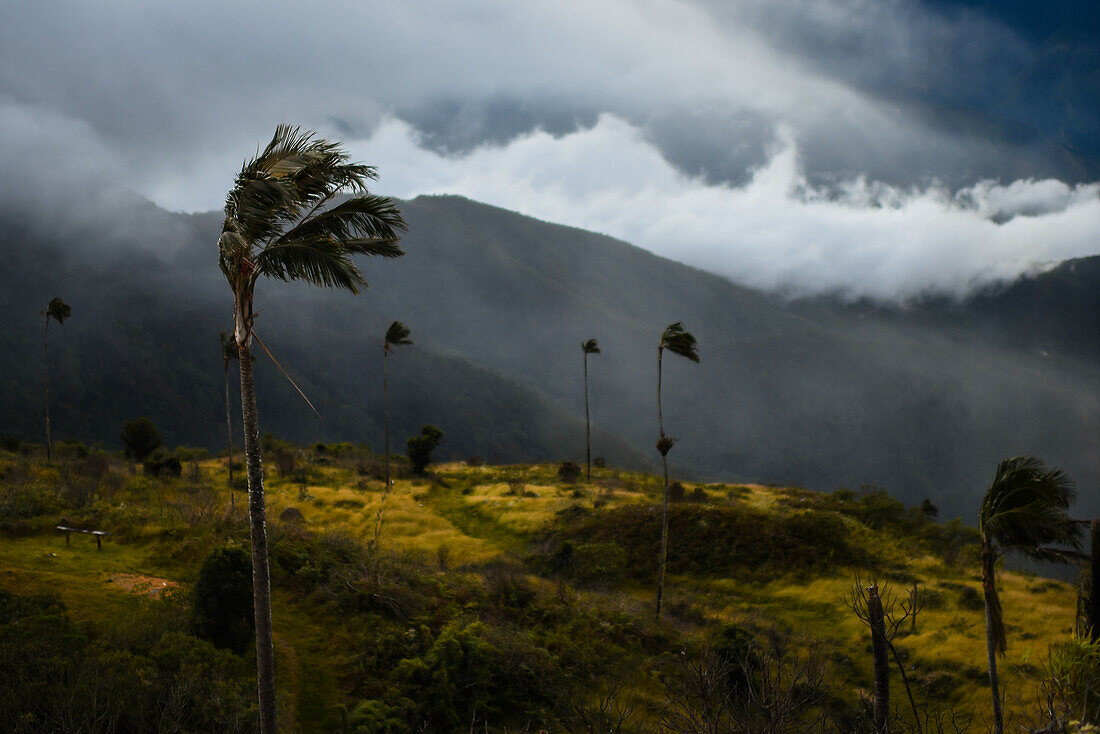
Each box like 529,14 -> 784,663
0,0 -> 1097,299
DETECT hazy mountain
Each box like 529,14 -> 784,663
4,193 -> 1100,520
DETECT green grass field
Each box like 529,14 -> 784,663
0,448 -> 1084,732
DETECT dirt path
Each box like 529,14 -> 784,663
105,573 -> 179,598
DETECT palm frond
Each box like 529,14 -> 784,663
222,125 -> 405,291
273,195 -> 406,249
220,331 -> 239,362
45,297 -> 70,325
659,322 -> 699,362
582,338 -> 601,355
254,239 -> 367,292
980,456 -> 1081,562
385,321 -> 413,349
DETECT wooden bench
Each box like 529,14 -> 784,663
56,525 -> 109,550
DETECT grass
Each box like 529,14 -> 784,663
0,449 -> 1084,732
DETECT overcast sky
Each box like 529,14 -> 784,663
2,0 -> 1098,300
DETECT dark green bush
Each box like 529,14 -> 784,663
0,588 -> 257,732
558,461 -> 581,483
668,481 -> 686,502
406,426 -> 442,476
144,452 -> 182,477
539,504 -> 868,579
121,417 -> 162,460
192,546 -> 254,654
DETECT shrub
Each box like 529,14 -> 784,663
668,482 -> 686,502
144,452 -> 182,477
0,435 -> 20,453
558,461 -> 582,484
406,426 -> 443,476
54,439 -> 89,459
191,547 -> 254,654
689,487 -> 709,502
540,503 -> 868,579
121,417 -> 162,460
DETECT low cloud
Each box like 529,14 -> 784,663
352,115 -> 1100,301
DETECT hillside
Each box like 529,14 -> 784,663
0,443 -> 1085,732
4,193 -> 1100,519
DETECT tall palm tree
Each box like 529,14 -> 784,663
581,338 -> 600,481
220,331 -> 239,505
380,319 -> 411,490
654,322 -> 699,621
978,456 -> 1080,734
42,297 -> 70,463
219,124 -> 406,733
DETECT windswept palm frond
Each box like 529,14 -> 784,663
582,338 -> 600,355
46,298 -> 70,325
980,456 -> 1081,558
220,331 -> 238,365
274,195 -> 406,248
220,125 -> 406,295
980,455 -> 1081,657
254,239 -> 367,292
659,322 -> 699,362
385,321 -> 413,349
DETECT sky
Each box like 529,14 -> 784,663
1,0 -> 1098,300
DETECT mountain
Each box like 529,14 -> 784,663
3,193 -> 1100,520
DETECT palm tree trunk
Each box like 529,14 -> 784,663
1091,519 -> 1100,642
868,585 -> 890,733
238,341 -> 277,734
657,348 -> 665,437
384,348 -> 390,491
656,453 -> 670,621
376,347 -> 390,548
584,351 -> 591,482
224,364 -> 234,510
655,348 -> 667,621
43,315 -> 52,463
982,548 -> 1004,734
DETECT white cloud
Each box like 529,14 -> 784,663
351,114 -> 1100,300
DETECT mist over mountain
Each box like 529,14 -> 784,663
4,193 -> 1100,521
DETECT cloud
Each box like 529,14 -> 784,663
1,0 -> 1087,215
0,0 -> 1096,298
350,114 -> 1100,301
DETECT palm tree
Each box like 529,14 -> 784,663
375,321 -> 412,546
42,297 -> 70,463
218,124 -> 406,733
581,338 -> 600,481
220,331 -> 239,506
654,322 -> 699,621
978,456 -> 1080,734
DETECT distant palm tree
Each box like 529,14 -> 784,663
654,322 -> 699,621
581,338 -> 600,481
220,331 -> 239,504
978,456 -> 1080,734
42,297 -> 70,463
218,124 -> 405,733
380,323 -> 411,490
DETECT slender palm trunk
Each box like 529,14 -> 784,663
1091,519 -> 1100,642
868,586 -> 890,733
584,351 -> 591,482
238,342 -> 277,734
656,453 -> 670,621
657,348 -> 665,437
44,315 -> 52,463
655,348 -> 668,621
224,364 -> 234,511
376,347 -> 390,548
981,546 -> 1003,734
384,348 -> 390,491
